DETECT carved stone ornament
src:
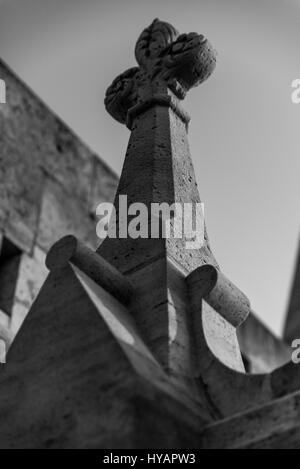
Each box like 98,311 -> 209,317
104,18 -> 216,125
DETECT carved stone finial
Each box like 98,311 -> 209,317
105,19 -> 216,125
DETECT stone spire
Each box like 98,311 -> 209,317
97,19 -> 219,374
98,18 -> 217,274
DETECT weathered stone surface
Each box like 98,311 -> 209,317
0,141 -> 44,253
0,60 -> 117,208
0,59 -> 118,344
89,156 -> 118,215
47,236 -> 133,305
36,177 -> 97,252
0,264 -> 211,448
9,303 -> 27,338
127,256 -> 195,376
9,247 -> 48,335
200,391 -> 300,449
0,267 -> 140,448
15,248 -> 47,309
187,265 -> 250,328
238,313 -> 291,373
186,265 -> 290,374
98,102 -> 217,275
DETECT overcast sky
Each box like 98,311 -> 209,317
0,0 -> 299,336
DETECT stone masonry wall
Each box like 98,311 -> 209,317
0,59 -> 118,357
